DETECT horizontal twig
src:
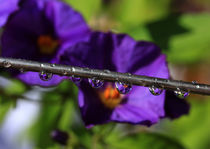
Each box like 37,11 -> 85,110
0,57 -> 210,96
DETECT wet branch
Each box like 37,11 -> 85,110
0,57 -> 210,96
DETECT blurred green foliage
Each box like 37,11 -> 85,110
166,13 -> 210,64
4,79 -> 26,95
64,0 -> 102,21
107,0 -> 171,25
160,98 -> 210,149
119,13 -> 210,64
0,96 -> 13,123
107,132 -> 185,149
28,81 -> 78,148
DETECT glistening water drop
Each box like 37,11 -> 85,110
2,61 -> 11,68
174,88 -> 189,99
115,82 -> 132,94
149,86 -> 163,96
70,75 -> 82,84
88,78 -> 104,88
39,71 -> 53,81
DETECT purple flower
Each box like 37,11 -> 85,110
1,0 -> 90,86
51,129 -> 69,145
0,0 -> 19,27
59,32 -> 189,127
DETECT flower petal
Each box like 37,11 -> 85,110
44,0 -> 91,56
18,72 -> 67,87
111,103 -> 159,125
164,90 -> 190,119
110,49 -> 169,124
59,32 -> 115,70
111,86 -> 165,125
111,35 -> 163,73
78,81 -> 113,126
0,0 -> 19,27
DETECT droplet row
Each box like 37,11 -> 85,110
38,71 -> 191,98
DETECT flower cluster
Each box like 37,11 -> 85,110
0,0 -> 189,127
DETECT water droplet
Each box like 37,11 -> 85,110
127,73 -> 132,78
84,67 -> 90,71
154,78 -> 158,82
50,63 -> 55,67
149,86 -> 163,96
63,71 -> 68,75
19,68 -> 25,73
104,69 -> 111,73
2,61 -> 11,68
39,71 -> 53,81
70,75 -> 82,84
72,67 -> 76,72
192,81 -> 200,88
115,82 -> 132,94
192,80 -> 197,84
88,78 -> 104,88
40,63 -> 44,68
174,88 -> 189,99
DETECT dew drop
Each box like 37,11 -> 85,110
115,82 -> 132,94
40,63 -> 44,68
84,67 -> 90,71
88,77 -> 104,88
149,86 -> 163,96
63,71 -> 68,75
70,75 -> 82,84
50,63 -> 55,67
127,73 -> 132,78
104,69 -> 111,73
174,88 -> 189,99
2,61 -> 11,68
192,80 -> 197,84
19,68 -> 25,73
192,81 -> 200,89
72,67 -> 76,72
39,71 -> 53,81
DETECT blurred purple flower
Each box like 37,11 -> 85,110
1,0 -> 90,86
59,32 -> 189,127
0,0 -> 19,27
51,129 -> 69,145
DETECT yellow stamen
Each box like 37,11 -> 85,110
37,35 -> 58,55
99,85 -> 122,109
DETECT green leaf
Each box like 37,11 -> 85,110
118,25 -> 153,41
107,132 -> 185,149
4,79 -> 26,95
0,96 -> 13,123
28,81 -> 78,148
64,0 -> 102,21
58,98 -> 75,130
166,13 -> 210,64
109,0 -> 170,25
160,98 -> 210,149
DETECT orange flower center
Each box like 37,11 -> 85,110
37,35 -> 58,55
99,85 -> 122,109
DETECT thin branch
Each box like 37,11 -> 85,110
0,57 -> 210,96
